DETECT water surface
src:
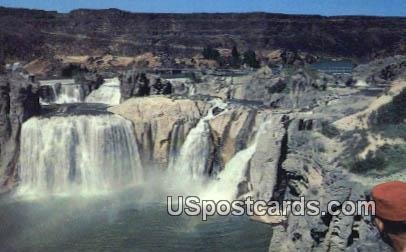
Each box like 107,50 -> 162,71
0,189 -> 271,252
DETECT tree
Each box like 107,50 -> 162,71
202,46 -> 220,61
243,50 -> 260,69
0,34 -> 5,74
230,46 -> 241,68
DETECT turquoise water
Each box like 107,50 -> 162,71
0,188 -> 271,252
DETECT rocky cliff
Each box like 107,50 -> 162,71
0,70 -> 40,190
1,7 -> 405,62
108,97 -> 207,169
108,96 -> 263,173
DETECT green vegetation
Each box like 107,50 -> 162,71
320,121 -> 340,138
340,104 -> 406,176
243,50 -> 260,69
372,124 -> 406,140
230,46 -> 241,69
202,46 -> 220,61
351,152 -> 386,173
201,46 -> 261,69
62,63 -> 88,78
350,144 -> 406,175
370,88 -> 406,125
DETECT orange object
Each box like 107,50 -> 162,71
371,181 -> 406,221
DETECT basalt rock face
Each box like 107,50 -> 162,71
1,7 -> 406,62
266,79 -> 406,251
249,114 -> 287,201
209,107 -> 258,170
120,72 -> 151,100
0,71 -> 40,188
119,71 -> 173,101
77,73 -> 105,98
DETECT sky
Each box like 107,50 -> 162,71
1,0 -> 405,16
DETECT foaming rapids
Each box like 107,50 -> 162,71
17,114 -> 143,198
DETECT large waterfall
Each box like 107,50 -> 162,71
85,78 -> 121,105
17,114 -> 143,197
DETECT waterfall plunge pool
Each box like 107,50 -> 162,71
0,187 -> 271,251
6,99 -> 272,251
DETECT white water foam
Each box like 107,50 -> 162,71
85,77 -> 121,105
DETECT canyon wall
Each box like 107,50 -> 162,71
1,7 -> 405,62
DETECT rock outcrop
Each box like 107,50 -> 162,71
119,71 -> 173,101
0,71 -> 40,188
353,55 -> 406,85
209,107 -> 257,169
108,96 -> 262,174
266,78 -> 406,251
108,96 -> 208,169
267,116 -> 382,251
184,66 -> 345,110
77,72 -> 105,98
249,114 -> 287,201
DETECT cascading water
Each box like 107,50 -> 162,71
39,79 -> 84,104
202,119 -> 271,201
169,100 -> 227,180
17,114 -> 143,197
85,78 -> 121,105
203,145 -> 257,201
167,100 -> 271,202
169,118 -> 212,180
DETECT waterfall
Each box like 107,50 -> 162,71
201,119 -> 271,201
85,78 -> 121,105
17,114 -> 143,197
169,99 -> 227,180
39,79 -> 84,104
189,84 -> 196,96
169,118 -> 212,179
203,145 -> 256,201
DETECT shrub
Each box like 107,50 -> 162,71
350,144 -> 405,175
230,46 -> 241,68
202,46 -> 220,61
243,50 -> 260,69
61,63 -> 88,78
370,88 -> 406,125
320,121 -> 340,138
351,151 -> 385,173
